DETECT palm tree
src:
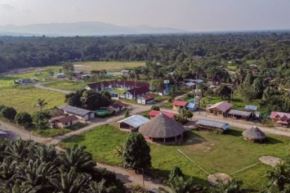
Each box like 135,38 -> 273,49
36,98 -> 48,111
51,168 -> 91,193
59,145 -> 95,173
209,180 -> 243,193
266,164 -> 290,191
88,180 -> 114,193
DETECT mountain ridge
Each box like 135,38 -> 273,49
0,21 -> 187,36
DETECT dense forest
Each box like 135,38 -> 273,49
0,32 -> 290,76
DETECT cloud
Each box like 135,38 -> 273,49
0,3 -> 15,11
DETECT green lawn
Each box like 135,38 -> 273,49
73,61 -> 145,72
62,124 -> 290,190
44,80 -> 87,91
33,128 -> 71,138
0,87 -> 65,113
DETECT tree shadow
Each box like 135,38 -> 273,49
62,134 -> 85,143
149,167 -> 209,186
225,129 -> 242,137
264,137 -> 282,145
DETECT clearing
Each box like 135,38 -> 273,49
0,87 -> 65,113
73,61 -> 145,72
62,124 -> 290,190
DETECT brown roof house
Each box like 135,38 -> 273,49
49,115 -> 79,129
242,127 -> 266,143
207,101 -> 232,116
139,113 -> 185,144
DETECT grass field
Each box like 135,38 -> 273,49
73,61 -> 145,72
0,87 -> 65,113
44,80 -> 87,91
62,124 -> 290,190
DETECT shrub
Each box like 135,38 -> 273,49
15,112 -> 33,128
0,106 -> 17,121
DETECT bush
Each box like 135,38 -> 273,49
33,111 -> 51,129
15,112 -> 33,128
0,106 -> 17,121
151,105 -> 160,111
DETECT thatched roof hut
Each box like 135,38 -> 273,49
242,127 -> 266,142
139,113 -> 185,143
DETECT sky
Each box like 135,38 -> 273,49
0,0 -> 290,32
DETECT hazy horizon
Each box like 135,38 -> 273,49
1,0 -> 290,32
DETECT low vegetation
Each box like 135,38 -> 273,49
73,61 -> 145,72
0,87 -> 65,113
63,124 -> 290,190
0,139 -> 126,193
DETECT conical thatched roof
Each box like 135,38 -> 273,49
139,113 -> 185,139
242,127 -> 266,141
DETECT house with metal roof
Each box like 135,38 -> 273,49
196,119 -> 230,133
148,110 -> 176,119
244,105 -> 258,112
227,109 -> 254,120
271,112 -> 290,127
173,100 -> 188,111
118,115 -> 150,131
207,101 -> 232,116
59,105 -> 95,121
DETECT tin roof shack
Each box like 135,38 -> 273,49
118,115 -> 150,131
148,110 -> 176,119
60,105 -> 95,121
271,112 -> 290,127
206,101 -> 232,116
227,109 -> 254,120
173,100 -> 188,111
196,119 -> 230,133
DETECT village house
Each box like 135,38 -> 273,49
86,80 -> 150,101
59,105 -> 95,121
148,110 -> 176,119
137,94 -> 155,105
270,112 -> 290,127
109,101 -> 127,113
206,101 -> 232,116
227,109 -> 254,120
195,119 -> 230,133
49,115 -> 79,129
118,115 -> 150,131
14,78 -> 35,85
173,100 -> 188,111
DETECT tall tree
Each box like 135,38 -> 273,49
122,133 -> 151,172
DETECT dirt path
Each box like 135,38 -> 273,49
34,83 -> 73,94
97,163 -> 169,191
192,111 -> 290,137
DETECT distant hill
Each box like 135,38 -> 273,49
0,21 -> 186,36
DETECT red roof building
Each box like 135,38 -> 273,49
173,100 -> 188,111
271,112 -> 290,126
148,110 -> 176,119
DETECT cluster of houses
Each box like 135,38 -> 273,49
48,101 -> 128,129
86,80 -> 155,104
205,101 -> 260,120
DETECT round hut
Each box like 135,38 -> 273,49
139,113 -> 185,144
242,127 -> 266,142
